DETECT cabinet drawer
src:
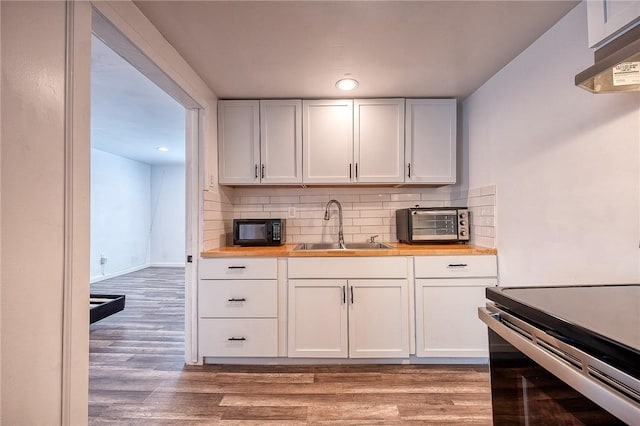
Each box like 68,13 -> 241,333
199,318 -> 278,357
199,258 -> 277,279
199,280 -> 277,318
288,257 -> 408,279
414,255 -> 496,278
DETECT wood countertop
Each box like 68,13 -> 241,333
201,242 -> 496,258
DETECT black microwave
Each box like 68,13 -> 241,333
396,207 -> 469,244
233,218 -> 285,246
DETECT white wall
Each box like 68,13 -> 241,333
151,164 -> 185,266
91,148 -> 151,280
1,2 -> 92,423
462,2 -> 640,286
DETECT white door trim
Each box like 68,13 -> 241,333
63,1 -> 92,424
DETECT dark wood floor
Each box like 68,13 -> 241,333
90,267 -> 492,425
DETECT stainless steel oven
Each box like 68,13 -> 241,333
479,285 -> 640,425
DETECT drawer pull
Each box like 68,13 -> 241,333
227,337 -> 246,341
227,266 -> 246,269
227,297 -> 246,302
447,263 -> 468,268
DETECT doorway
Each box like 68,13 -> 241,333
90,35 -> 186,281
90,6 -> 203,367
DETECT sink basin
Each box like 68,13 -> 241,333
293,242 -> 393,251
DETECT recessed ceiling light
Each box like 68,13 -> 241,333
336,78 -> 359,91
156,146 -> 169,152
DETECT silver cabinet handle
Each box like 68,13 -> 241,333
355,163 -> 358,179
342,285 -> 346,304
227,297 -> 246,302
261,164 -> 265,179
447,263 -> 468,268
227,266 -> 246,269
350,286 -> 354,304
408,163 -> 411,178
227,337 -> 246,341
349,163 -> 352,179
254,164 -> 258,179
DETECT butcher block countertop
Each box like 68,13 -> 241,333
201,243 -> 496,258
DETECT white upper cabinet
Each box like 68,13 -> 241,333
405,99 -> 457,184
218,99 -> 302,185
260,100 -> 302,184
588,0 -> 640,48
302,99 -> 354,184
353,99 -> 405,183
220,97 -> 457,186
218,100 -> 260,184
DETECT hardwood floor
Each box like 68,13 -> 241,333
90,267 -> 492,425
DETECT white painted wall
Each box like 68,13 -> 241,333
0,2 -> 92,423
151,164 -> 185,266
91,148 -> 151,281
461,2 -> 640,286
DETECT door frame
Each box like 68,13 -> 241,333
63,2 -> 218,418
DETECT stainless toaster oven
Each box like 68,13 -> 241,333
396,207 -> 469,244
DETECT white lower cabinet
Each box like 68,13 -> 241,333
414,255 -> 497,358
287,257 -> 411,359
199,258 -> 279,357
288,279 -> 409,358
199,318 -> 278,357
348,279 -> 410,358
287,280 -> 348,357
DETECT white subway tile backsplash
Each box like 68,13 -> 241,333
217,184 -> 496,248
352,217 -> 383,226
329,194 -> 361,203
270,195 -> 300,204
233,204 -> 264,212
352,201 -> 384,210
360,193 -> 391,202
390,193 -> 421,202
300,195 -> 330,203
359,209 -> 393,218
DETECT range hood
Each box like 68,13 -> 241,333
576,24 -> 640,93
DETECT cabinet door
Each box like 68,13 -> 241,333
348,279 -> 410,358
288,279 -> 348,357
353,99 -> 405,183
260,100 -> 302,184
416,278 -> 496,358
303,100 -> 353,184
588,1 -> 640,47
218,100 -> 260,184
405,99 -> 456,184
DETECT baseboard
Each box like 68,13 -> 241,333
149,263 -> 185,268
90,263 -> 150,283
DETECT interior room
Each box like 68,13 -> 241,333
1,1 -> 638,425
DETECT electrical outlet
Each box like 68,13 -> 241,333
288,206 -> 296,218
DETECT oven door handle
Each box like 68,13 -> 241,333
478,307 -> 640,425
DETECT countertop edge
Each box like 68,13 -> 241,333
200,243 -> 497,258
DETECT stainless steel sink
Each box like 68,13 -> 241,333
293,242 -> 393,251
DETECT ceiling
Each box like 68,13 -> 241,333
91,35 -> 185,166
133,0 -> 579,99
91,1 -> 578,165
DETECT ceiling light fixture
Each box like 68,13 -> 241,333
156,146 -> 169,152
335,78 -> 359,91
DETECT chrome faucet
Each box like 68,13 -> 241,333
324,199 -> 345,249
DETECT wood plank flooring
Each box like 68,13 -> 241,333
90,267 -> 492,425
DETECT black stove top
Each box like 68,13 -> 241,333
487,284 -> 640,379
